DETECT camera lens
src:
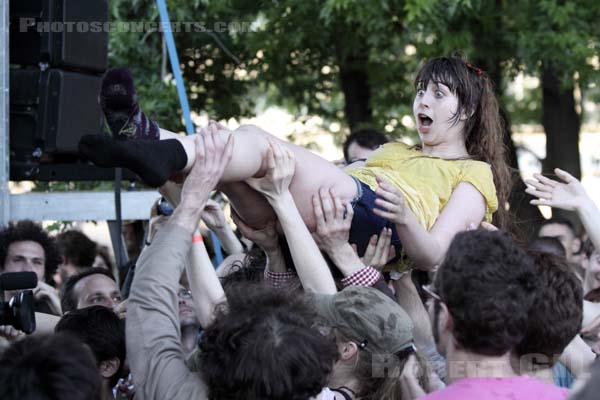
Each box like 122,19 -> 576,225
4,290 -> 36,334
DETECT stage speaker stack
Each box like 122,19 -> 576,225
9,0 -> 118,181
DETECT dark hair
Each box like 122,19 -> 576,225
122,220 -> 145,261
0,333 -> 102,400
198,282 -> 338,400
435,230 -> 537,356
585,287 -> 600,303
529,237 -> 566,258
55,305 -> 126,387
516,252 -> 582,363
582,238 -> 596,258
415,56 -> 511,229
539,216 -> 578,237
95,245 -> 115,271
343,128 -> 388,163
56,230 -> 97,268
61,268 -> 117,313
220,246 -> 266,288
0,220 -> 61,283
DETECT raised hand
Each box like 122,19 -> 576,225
399,354 -> 428,398
34,281 -> 62,315
173,124 -> 234,234
0,325 -> 25,342
208,119 -> 231,132
115,375 -> 136,400
202,199 -> 228,231
373,176 -> 409,225
246,139 -> 295,201
357,227 -> 396,270
466,221 -> 498,232
231,210 -> 279,253
180,125 -> 234,208
113,299 -> 128,320
312,187 -> 353,252
525,168 -> 589,211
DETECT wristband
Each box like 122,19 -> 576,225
192,235 -> 203,243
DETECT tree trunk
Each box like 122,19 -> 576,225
338,54 -> 372,131
539,65 -> 582,230
503,109 -> 545,241
541,66 -> 581,179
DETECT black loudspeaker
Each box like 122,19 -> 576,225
10,0 -> 109,72
10,68 -> 103,155
8,0 -> 134,181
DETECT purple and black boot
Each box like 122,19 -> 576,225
98,67 -> 160,140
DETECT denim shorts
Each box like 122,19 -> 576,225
348,176 -> 402,259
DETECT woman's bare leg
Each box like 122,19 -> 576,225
221,124 -> 357,230
159,129 -> 197,171
94,67 -> 356,220
159,126 -> 267,181
159,124 -> 357,230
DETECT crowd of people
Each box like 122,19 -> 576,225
1,56 -> 600,400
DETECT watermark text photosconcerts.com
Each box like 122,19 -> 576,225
18,18 -> 254,34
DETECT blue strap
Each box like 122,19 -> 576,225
156,0 -> 194,135
210,231 -> 224,266
156,0 -> 224,266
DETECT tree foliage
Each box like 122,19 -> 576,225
109,0 -> 599,135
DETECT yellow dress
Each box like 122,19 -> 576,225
346,142 -> 498,231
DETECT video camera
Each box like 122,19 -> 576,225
0,272 -> 37,334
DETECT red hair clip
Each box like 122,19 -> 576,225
466,63 -> 484,76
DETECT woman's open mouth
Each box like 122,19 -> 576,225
418,113 -> 433,133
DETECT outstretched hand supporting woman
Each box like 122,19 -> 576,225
176,129 -> 233,327
312,188 -> 395,274
245,139 -> 337,294
312,188 -> 365,277
231,211 -> 287,273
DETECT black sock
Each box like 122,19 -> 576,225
78,135 -> 187,187
99,67 -> 160,140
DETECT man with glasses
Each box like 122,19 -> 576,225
420,229 -> 569,399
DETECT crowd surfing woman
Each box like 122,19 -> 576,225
79,56 -> 510,270
179,135 -> 433,399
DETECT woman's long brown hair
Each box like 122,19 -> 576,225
415,56 -> 511,229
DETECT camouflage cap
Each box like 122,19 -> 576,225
312,286 -> 414,355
